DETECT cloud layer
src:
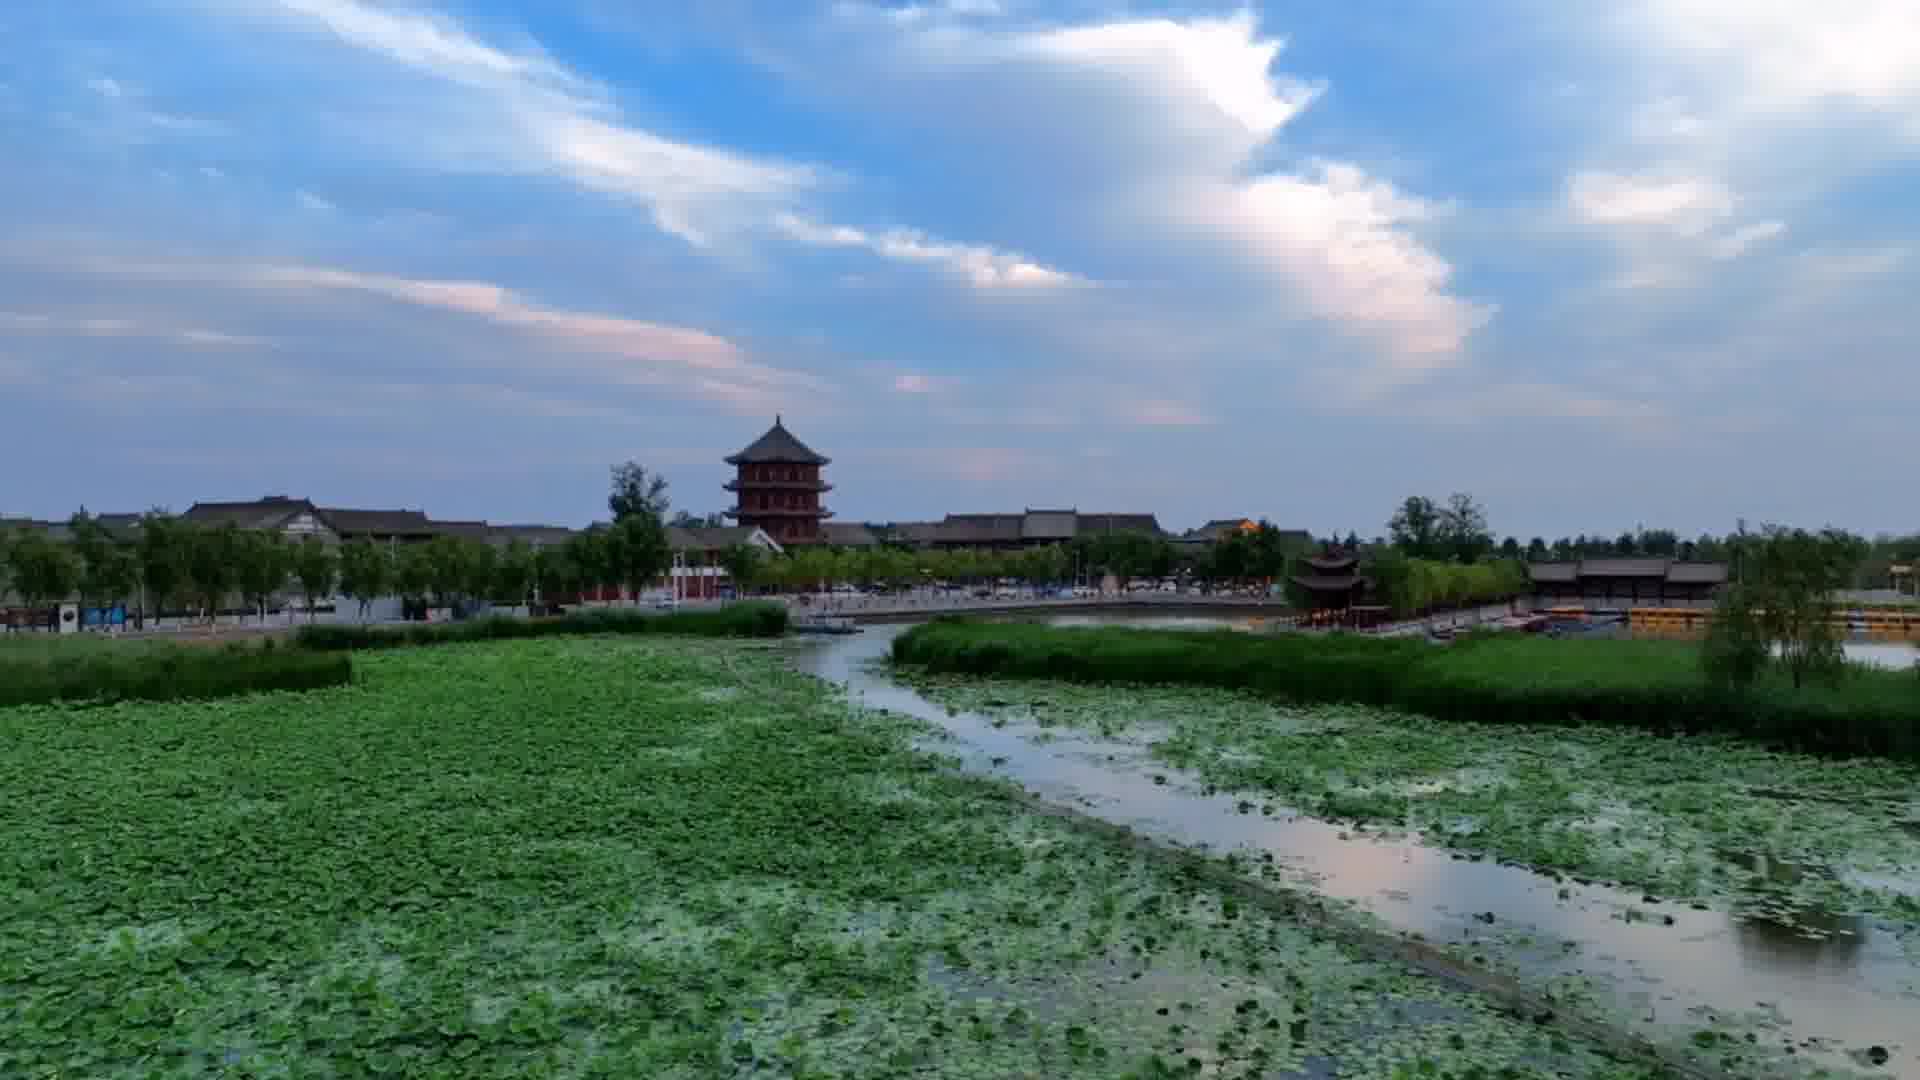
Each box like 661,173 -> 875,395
2,0 -> 1917,536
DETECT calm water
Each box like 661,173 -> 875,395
795,621 -> 1920,1078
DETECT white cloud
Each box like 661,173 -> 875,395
891,373 -> 957,393
1018,14 -> 1322,142
87,77 -> 125,99
8,252 -> 825,413
295,189 -> 336,212
825,10 -> 1486,371
226,0 -> 819,246
1175,162 -> 1487,362
773,213 -> 1078,289
1566,170 -> 1735,235
251,265 -> 771,379
1710,219 -> 1785,260
1630,0 -> 1920,123
0,311 -> 272,348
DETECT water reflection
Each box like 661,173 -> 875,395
794,623 -> 1920,1078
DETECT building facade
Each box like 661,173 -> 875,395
724,417 -> 834,545
1528,558 -> 1729,608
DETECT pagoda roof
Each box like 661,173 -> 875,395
725,416 -> 830,465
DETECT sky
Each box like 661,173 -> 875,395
2,1 -> 1917,539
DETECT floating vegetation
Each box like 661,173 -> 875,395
894,671 -> 1920,926
1,636 -> 1680,1077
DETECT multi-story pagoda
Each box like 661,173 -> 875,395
723,416 -> 833,545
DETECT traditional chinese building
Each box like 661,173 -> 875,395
1527,558 -> 1728,609
1290,547 -> 1373,625
724,416 -> 834,545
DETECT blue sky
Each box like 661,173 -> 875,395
3,0 -> 1918,538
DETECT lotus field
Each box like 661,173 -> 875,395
2,635 -> 1680,1079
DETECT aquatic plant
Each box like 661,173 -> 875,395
0,637 -> 1674,1077
893,620 -> 1920,758
294,599 -> 788,650
0,635 -> 351,707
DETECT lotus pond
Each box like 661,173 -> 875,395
889,671 -> 1920,927
3,636 -> 1677,1079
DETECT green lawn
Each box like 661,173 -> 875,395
0,636 -> 1674,1079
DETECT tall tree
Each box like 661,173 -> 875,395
566,530 -> 610,599
532,546 -> 572,609
462,542 -> 497,609
424,536 -> 473,610
494,540 -> 535,610
293,536 -> 338,622
393,544 -> 435,616
1704,525 -> 1867,691
186,523 -> 243,624
234,531 -> 292,623
719,543 -> 763,596
68,511 -> 115,610
1526,537 -> 1549,561
337,539 -> 393,622
1388,496 -> 1444,560
609,462 -> 671,523
1639,528 -> 1680,557
4,530 -> 78,626
604,515 -> 670,601
1437,493 -> 1493,563
137,513 -> 192,625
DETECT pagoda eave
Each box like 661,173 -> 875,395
724,480 -> 833,493
726,507 -> 836,519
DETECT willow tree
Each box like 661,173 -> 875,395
1705,525 -> 1867,691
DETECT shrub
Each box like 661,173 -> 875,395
891,621 -> 1920,760
295,600 -> 788,652
0,636 -> 352,708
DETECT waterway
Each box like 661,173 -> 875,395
792,617 -> 1920,1078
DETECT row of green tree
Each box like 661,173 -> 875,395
1380,492 -> 1919,595
0,511 -> 682,625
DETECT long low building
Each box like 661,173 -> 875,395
1528,558 -> 1729,608
879,509 -> 1166,551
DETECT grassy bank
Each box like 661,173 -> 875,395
0,635 -> 351,708
0,636 -> 1673,1078
294,600 -> 787,651
892,620 -> 1920,758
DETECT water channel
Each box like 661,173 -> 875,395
791,616 -> 1920,1078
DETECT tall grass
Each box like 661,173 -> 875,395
0,635 -> 352,708
294,601 -> 789,652
891,620 -> 1920,759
